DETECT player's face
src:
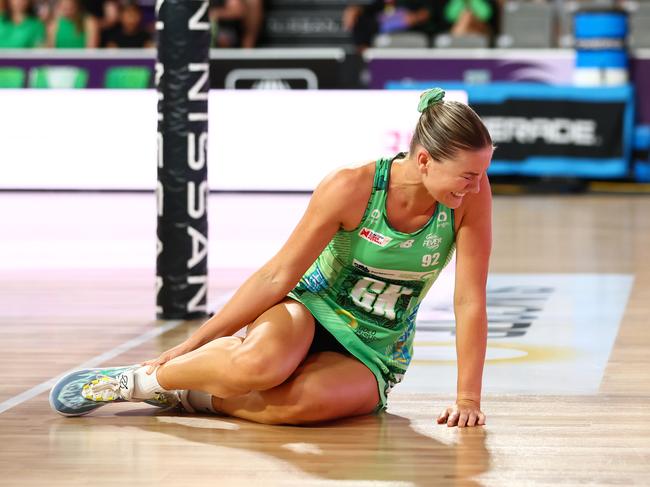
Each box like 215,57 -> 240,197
423,146 -> 493,209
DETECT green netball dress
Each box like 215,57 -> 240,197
288,154 -> 456,410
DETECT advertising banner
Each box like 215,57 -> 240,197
476,99 -> 624,160
388,82 -> 635,178
209,48 -> 346,89
0,89 -> 466,191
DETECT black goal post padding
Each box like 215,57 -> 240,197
156,0 -> 210,320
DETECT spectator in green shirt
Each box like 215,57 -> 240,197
443,0 -> 496,37
47,0 -> 99,48
0,0 -> 46,48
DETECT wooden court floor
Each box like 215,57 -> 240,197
0,193 -> 649,486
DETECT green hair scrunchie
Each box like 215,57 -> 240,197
417,88 -> 446,113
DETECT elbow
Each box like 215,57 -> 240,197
256,264 -> 298,297
454,293 -> 485,307
454,295 -> 487,314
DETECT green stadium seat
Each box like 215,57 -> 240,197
104,66 -> 151,89
0,67 -> 26,88
28,66 -> 89,89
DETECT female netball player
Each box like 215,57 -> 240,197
50,88 -> 493,428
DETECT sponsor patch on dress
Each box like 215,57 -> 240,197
359,227 -> 392,247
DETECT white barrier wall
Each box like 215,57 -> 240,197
0,89 -> 466,191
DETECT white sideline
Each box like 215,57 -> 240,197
0,293 -> 233,415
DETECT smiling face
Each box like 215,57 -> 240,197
417,145 -> 493,209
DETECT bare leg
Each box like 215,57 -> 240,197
212,351 -> 381,425
155,298 -> 315,398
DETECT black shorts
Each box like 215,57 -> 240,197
307,319 -> 351,357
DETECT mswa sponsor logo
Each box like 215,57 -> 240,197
359,228 -> 392,247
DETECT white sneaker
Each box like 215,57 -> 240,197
82,367 -> 180,409
49,365 -> 180,417
80,367 -> 141,402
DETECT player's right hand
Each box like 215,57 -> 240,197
141,341 -> 194,374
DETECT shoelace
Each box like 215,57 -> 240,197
82,376 -> 121,402
82,375 -> 178,406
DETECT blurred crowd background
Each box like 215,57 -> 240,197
1,0 -> 645,51
1,0 -> 648,186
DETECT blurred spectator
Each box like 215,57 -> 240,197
46,0 -> 99,47
82,0 -> 104,18
32,0 -> 54,25
10,0 -> 111,25
210,0 -> 245,47
0,0 -> 46,47
210,0 -> 263,48
97,0 -> 119,42
443,0 -> 502,35
241,0 -> 262,48
77,1 -> 121,37
103,1 -> 152,47
343,0 -> 435,52
442,0 -> 496,36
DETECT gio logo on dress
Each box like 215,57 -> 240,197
423,233 -> 442,250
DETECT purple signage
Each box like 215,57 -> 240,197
2,48 -> 649,125
365,50 -> 574,87
366,49 -> 650,125
0,51 -> 155,88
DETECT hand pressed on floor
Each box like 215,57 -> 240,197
437,399 -> 486,428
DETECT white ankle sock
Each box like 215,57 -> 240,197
131,366 -> 169,399
184,390 -> 217,414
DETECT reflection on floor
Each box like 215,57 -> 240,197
0,192 -> 649,486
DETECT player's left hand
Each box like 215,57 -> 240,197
437,399 -> 486,428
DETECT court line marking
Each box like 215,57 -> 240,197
0,292 -> 233,415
